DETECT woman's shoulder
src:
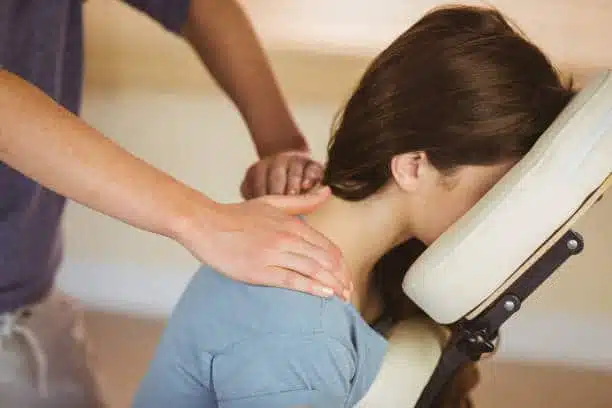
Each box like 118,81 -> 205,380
211,300 -> 388,407
167,264 -> 340,348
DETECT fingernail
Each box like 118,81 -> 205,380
316,286 -> 334,297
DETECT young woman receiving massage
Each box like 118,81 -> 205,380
133,5 -> 575,408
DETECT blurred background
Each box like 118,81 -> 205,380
55,0 -> 612,406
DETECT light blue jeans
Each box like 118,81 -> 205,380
0,293 -> 107,408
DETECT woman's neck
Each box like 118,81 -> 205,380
302,193 -> 410,322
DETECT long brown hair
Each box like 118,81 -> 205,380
322,5 -> 575,323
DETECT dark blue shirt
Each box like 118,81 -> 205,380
132,265 -> 388,408
0,0 -> 189,312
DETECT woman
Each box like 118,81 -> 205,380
132,5 -> 575,408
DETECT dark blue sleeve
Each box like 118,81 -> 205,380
122,0 -> 190,33
211,333 -> 356,408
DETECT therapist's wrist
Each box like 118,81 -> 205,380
165,188 -> 221,250
249,120 -> 309,158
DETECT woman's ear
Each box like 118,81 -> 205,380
390,151 -> 428,192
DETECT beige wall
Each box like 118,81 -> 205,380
57,0 -> 612,366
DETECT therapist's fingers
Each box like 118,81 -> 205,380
267,155 -> 290,196
280,220 -> 351,294
274,251 -> 348,300
286,157 -> 307,195
240,165 -> 254,199
240,151 -> 323,199
240,153 -> 299,199
252,162 -> 270,198
240,160 -> 267,199
301,161 -> 324,192
266,265 -> 346,299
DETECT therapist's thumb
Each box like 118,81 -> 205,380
261,186 -> 331,215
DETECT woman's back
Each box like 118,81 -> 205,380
132,264 -> 387,408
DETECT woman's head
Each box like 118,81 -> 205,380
323,5 -> 575,245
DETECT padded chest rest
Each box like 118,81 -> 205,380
355,319 -> 448,407
404,70 -> 612,324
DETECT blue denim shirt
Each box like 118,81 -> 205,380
133,265 -> 388,408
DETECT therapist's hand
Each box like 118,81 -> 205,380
241,150 -> 324,199
176,186 -> 351,301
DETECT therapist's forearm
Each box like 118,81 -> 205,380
0,69 -> 215,241
182,0 -> 308,158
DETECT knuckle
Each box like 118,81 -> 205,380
310,170 -> 323,179
274,154 -> 289,167
308,162 -> 323,173
306,171 -> 322,181
293,157 -> 308,167
289,173 -> 302,183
